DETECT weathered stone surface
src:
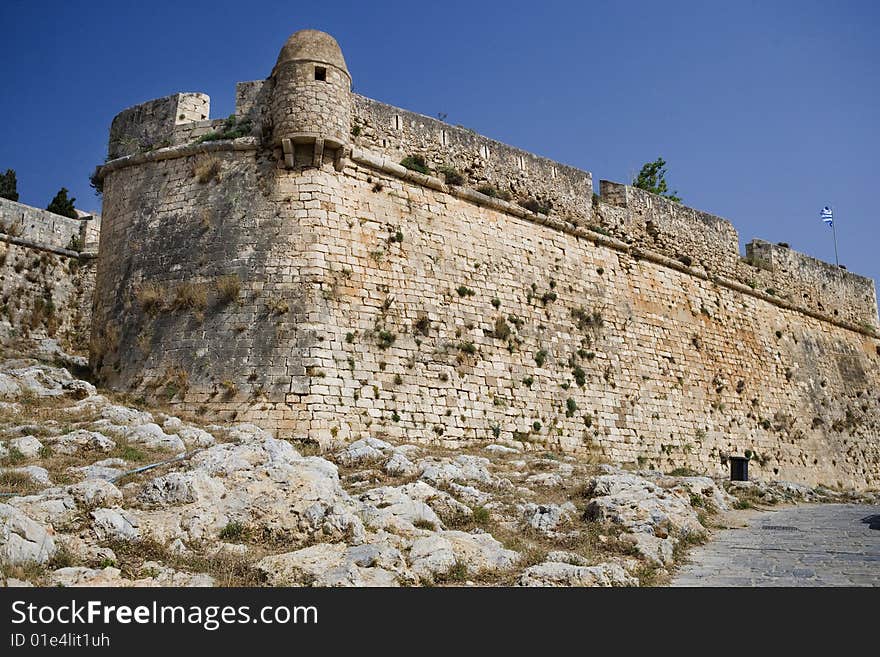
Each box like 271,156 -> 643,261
257,541 -> 413,587
584,473 -> 704,538
70,458 -> 128,482
0,503 -> 56,565
52,430 -> 115,455
517,561 -> 637,587
49,564 -> 214,588
358,485 -> 443,532
91,508 -> 141,541
335,437 -> 393,466
131,437 -> 365,545
137,472 -> 224,508
622,532 -> 675,567
408,530 -> 518,581
4,465 -> 51,486
8,436 -> 43,458
383,450 -> 418,477
118,423 -> 185,452
519,502 -> 575,535
418,456 -> 495,487
67,480 -> 122,508
545,550 -> 590,566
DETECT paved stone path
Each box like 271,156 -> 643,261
671,504 -> 880,586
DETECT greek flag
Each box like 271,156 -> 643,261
820,206 -> 833,227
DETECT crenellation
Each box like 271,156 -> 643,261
88,29 -> 880,491
745,239 -> 878,328
351,94 -> 592,226
0,196 -> 95,254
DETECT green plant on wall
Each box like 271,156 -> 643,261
632,157 -> 681,202
400,155 -> 430,174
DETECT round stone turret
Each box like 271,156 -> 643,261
270,29 -> 352,168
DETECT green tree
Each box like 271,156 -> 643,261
47,187 -> 78,219
633,157 -> 681,202
0,169 -> 18,202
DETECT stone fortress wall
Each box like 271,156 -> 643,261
0,197 -> 98,354
90,30 -> 880,490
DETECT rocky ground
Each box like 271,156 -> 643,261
2,347 -> 877,587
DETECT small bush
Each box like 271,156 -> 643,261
534,350 -> 547,367
472,506 -> 491,525
571,307 -> 603,333
196,115 -> 253,143
267,297 -> 289,315
218,521 -> 249,542
66,234 -> 83,252
669,467 -> 700,477
492,316 -> 511,340
456,285 -> 476,297
532,421 -> 542,432
519,198 -> 552,215
215,274 -> 241,305
171,282 -> 208,311
135,282 -> 166,315
491,297 -> 501,309
439,166 -> 465,186
458,341 -> 476,355
413,315 -> 431,336
412,518 -> 436,530
192,155 -> 222,183
476,185 -> 512,201
522,376 -> 534,388
572,365 -> 586,387
377,330 -> 396,349
565,398 -> 577,417
220,380 -> 237,399
400,155 -> 430,174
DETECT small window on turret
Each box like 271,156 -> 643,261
315,66 -> 327,81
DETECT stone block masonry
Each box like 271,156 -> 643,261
90,29 -> 880,490
0,198 -> 98,355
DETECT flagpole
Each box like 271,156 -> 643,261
831,205 -> 839,267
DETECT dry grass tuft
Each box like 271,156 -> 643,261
135,282 -> 166,315
170,282 -> 208,312
191,155 -> 222,184
214,275 -> 241,305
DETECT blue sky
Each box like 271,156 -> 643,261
2,0 -> 878,290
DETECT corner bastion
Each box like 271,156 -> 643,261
91,29 -> 880,490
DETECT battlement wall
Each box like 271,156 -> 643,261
350,95 -> 592,225
594,182 -> 878,329
0,196 -> 96,254
746,239 -> 878,327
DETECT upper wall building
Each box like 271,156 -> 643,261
91,29 -> 880,489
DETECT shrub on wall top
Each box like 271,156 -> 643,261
47,188 -> 78,219
0,169 -> 18,202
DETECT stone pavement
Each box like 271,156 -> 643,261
670,504 -> 880,586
